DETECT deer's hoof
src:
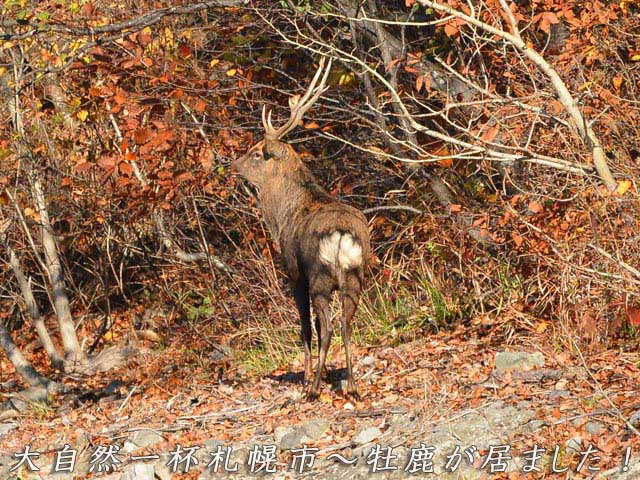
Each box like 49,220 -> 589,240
345,382 -> 360,401
347,390 -> 361,401
304,384 -> 320,400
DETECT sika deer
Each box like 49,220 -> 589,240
232,58 -> 371,399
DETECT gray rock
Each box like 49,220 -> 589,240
311,401 -> 541,479
302,420 -> 330,440
629,410 -> 640,427
122,440 -> 139,453
203,439 -> 223,450
601,459 -> 640,479
495,351 -> 545,373
275,426 -> 307,450
566,437 -> 582,452
0,422 -> 17,437
153,453 -> 175,480
5,397 -> 28,412
121,462 -> 155,480
526,419 -> 547,432
549,390 -> 570,401
585,421 -> 604,434
129,429 -> 164,448
361,355 -> 376,366
353,426 -> 382,445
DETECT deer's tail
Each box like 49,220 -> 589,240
318,231 -> 363,290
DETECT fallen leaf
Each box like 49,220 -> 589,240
527,201 -> 544,214
512,232 -> 524,248
119,162 -> 133,177
616,180 -> 631,196
535,321 -> 549,333
612,76 -> 624,91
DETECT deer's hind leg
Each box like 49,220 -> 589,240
340,270 -> 363,399
308,293 -> 332,399
314,315 -> 329,380
293,279 -> 312,386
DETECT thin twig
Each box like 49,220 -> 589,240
572,340 -> 640,437
588,243 -> 640,280
363,205 -> 423,215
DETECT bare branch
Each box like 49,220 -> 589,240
418,0 -> 617,190
0,0 -> 244,41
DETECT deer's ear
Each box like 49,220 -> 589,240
262,144 -> 273,161
263,140 -> 283,161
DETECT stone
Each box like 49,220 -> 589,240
122,440 -> 139,454
353,426 -> 382,445
629,410 -> 640,427
585,421 -> 604,434
275,426 -> 307,450
129,429 -> 164,448
361,355 -> 376,367
153,453 -> 175,480
121,462 -> 155,480
311,401 -> 542,479
566,437 -> 582,452
549,390 -> 570,402
526,420 -> 547,432
494,351 -> 545,373
203,439 -> 223,450
0,423 -> 17,437
302,420 -> 330,440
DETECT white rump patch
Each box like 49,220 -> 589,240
318,231 -> 363,270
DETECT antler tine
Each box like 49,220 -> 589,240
263,57 -> 332,140
262,105 -> 280,138
291,57 -> 329,111
261,105 -> 270,132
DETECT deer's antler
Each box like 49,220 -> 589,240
262,57 -> 332,141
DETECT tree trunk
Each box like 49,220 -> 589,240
4,238 -> 65,368
31,173 -> 84,363
0,320 -> 50,388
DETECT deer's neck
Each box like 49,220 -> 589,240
257,167 -> 317,248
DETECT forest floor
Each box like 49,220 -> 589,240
1,315 -> 639,479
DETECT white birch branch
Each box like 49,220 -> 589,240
418,0 -> 617,190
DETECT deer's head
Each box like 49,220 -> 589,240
232,58 -> 331,190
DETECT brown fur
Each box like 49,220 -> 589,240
233,138 -> 371,398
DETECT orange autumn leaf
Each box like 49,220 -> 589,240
481,125 -> 499,142
527,201 -> 544,214
119,162 -> 133,177
194,99 -> 207,113
512,232 -> 524,248
536,12 -> 560,33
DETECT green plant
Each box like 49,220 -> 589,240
184,294 -> 215,322
238,317 -> 299,375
